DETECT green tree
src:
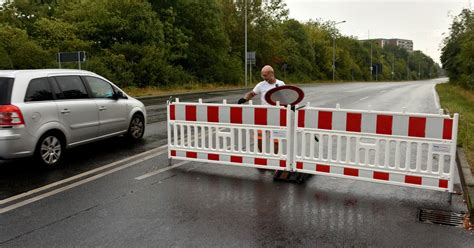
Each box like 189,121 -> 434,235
441,8 -> 474,88
0,24 -> 49,69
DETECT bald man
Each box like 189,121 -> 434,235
238,65 -> 285,105
238,65 -> 285,156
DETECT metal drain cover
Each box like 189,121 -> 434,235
418,208 -> 465,227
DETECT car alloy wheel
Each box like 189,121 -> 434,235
130,116 -> 144,139
40,136 -> 62,165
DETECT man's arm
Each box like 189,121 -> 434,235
238,91 -> 256,104
244,91 -> 256,101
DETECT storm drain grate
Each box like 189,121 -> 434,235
418,208 -> 465,227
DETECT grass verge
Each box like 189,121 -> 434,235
436,83 -> 474,172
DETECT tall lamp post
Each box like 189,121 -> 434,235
368,30 -> 373,81
332,20 -> 346,82
391,53 -> 395,81
244,0 -> 248,87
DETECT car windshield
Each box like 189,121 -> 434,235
0,77 -> 14,105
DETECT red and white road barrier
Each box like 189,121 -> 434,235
168,98 -> 291,170
167,99 -> 459,193
294,104 -> 458,192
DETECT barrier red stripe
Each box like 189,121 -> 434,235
255,108 -> 267,125
255,158 -> 267,165
170,150 -> 176,157
443,119 -> 453,140
346,113 -> 362,132
405,175 -> 422,185
280,109 -> 287,126
298,110 -> 305,127
408,117 -> 426,137
373,171 -> 389,181
344,168 -> 359,177
316,164 -> 330,173
231,156 -> 243,163
230,107 -> 242,124
439,179 -> 448,188
296,162 -> 303,169
185,105 -> 197,121
207,106 -> 219,122
280,160 -> 286,168
208,153 -> 219,161
376,115 -> 393,135
170,105 -> 175,120
318,111 -> 332,130
186,151 -> 197,158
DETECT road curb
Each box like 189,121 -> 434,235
456,147 -> 474,227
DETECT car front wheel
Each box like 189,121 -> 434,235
127,114 -> 145,140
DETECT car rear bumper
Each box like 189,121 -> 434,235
0,128 -> 35,159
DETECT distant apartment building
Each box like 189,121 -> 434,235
360,38 -> 413,52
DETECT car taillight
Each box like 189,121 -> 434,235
0,105 -> 25,126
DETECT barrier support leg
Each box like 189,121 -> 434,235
448,192 -> 453,203
168,158 -> 172,166
273,170 -> 310,184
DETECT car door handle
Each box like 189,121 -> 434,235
61,109 -> 70,114
99,106 -> 107,111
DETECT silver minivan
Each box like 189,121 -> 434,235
0,69 -> 146,167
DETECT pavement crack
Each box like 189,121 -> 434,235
0,204 -> 99,245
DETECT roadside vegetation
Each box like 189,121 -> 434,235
436,83 -> 474,171
0,0 -> 439,89
440,8 -> 474,171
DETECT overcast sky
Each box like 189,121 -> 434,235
285,0 -> 469,64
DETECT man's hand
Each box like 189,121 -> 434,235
238,98 -> 247,104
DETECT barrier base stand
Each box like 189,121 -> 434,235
273,170 -> 310,184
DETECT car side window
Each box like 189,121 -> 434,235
85,76 -> 115,99
24,78 -> 54,102
54,76 -> 89,99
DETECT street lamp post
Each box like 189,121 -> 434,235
332,20 -> 346,82
418,62 -> 421,79
406,55 -> 410,80
244,0 -> 248,87
368,30 -> 373,81
391,53 -> 395,81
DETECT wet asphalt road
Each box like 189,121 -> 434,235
1,78 -> 473,246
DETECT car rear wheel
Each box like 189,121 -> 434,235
35,132 -> 64,168
127,114 -> 145,140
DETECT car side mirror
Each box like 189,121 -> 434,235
113,91 -> 125,100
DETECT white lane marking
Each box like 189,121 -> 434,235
0,144 -> 167,206
0,146 -> 168,213
380,90 -> 387,93
135,142 -> 236,180
433,84 -> 441,110
135,160 -> 190,180
358,96 -> 370,101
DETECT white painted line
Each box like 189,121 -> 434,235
433,84 -> 441,110
0,150 -> 168,214
359,96 -> 370,101
138,142 -> 236,181
134,161 -> 190,180
380,90 -> 387,93
0,145 -> 168,210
